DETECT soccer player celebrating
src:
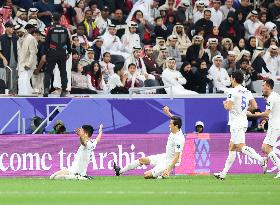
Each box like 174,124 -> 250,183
50,124 -> 103,180
249,79 -> 280,179
113,106 -> 185,179
214,70 -> 267,180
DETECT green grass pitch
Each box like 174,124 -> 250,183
0,175 -> 279,205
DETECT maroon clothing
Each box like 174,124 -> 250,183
143,55 -> 162,80
86,72 -> 102,90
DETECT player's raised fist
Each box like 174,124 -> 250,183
99,124 -> 103,133
162,106 -> 170,114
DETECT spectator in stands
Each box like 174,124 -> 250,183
108,63 -> 128,94
162,57 -> 197,95
35,0 -> 57,26
0,21 -> 18,94
244,10 -> 263,40
180,61 -> 197,92
71,61 -> 97,94
222,51 -> 237,76
91,36 -> 103,61
220,0 -> 235,20
15,24 -> 38,95
208,55 -> 230,93
193,1 -> 205,24
235,10 -> 246,38
86,61 -> 105,92
205,26 -> 222,45
205,38 -> 221,64
195,59 -> 211,93
121,21 -> 141,53
143,45 -> 163,86
14,8 -> 28,27
74,0 -> 85,25
80,48 -> 95,67
95,6 -> 111,35
71,35 -> 85,56
194,9 -> 213,37
171,23 -> 191,58
82,9 -> 100,41
166,35 -> 182,70
72,24 -> 90,50
220,38 -> 233,59
258,11 -> 268,25
219,11 -> 240,44
153,36 -> 166,59
251,47 -> 270,80
124,63 -> 144,90
210,0 -> 223,27
111,9 -> 126,39
175,0 -> 192,26
263,45 -> 280,78
236,49 -> 251,69
245,36 -> 257,56
255,25 -> 270,48
239,58 -> 254,92
28,8 -> 45,32
186,35 -> 209,68
154,16 -> 168,40
100,52 -> 114,84
267,0 -> 280,21
233,38 -> 245,57
156,47 -> 168,69
235,0 -> 253,23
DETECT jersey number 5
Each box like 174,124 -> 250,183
241,96 -> 247,111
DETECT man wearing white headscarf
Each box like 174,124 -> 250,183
172,23 -> 191,56
166,35 -> 182,70
162,57 -> 198,95
28,8 -> 45,32
121,21 -> 141,53
244,10 -> 263,40
101,24 -> 130,60
263,45 -> 280,78
14,8 -> 28,27
208,55 -> 231,93
192,1 -> 205,23
15,24 -> 38,95
210,0 -> 223,27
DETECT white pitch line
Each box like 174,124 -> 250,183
0,191 -> 273,195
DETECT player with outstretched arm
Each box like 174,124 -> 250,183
113,106 -> 185,179
50,124 -> 103,180
249,79 -> 280,179
214,70 -> 267,180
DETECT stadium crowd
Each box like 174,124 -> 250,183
0,0 -> 279,96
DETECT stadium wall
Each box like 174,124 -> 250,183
0,97 -> 266,134
0,133 -> 278,177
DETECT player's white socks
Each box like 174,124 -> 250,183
241,146 -> 264,165
222,151 -> 236,175
268,151 -> 280,170
120,159 -> 141,174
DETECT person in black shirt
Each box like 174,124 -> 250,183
43,12 -> 71,97
111,9 -> 126,39
194,9 -> 213,38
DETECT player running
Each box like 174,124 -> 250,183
249,79 -> 280,179
113,106 -> 185,179
50,124 -> 103,180
214,70 -> 267,180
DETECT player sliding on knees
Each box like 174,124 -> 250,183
248,79 -> 280,179
214,70 -> 267,180
50,124 -> 103,180
113,106 -> 185,179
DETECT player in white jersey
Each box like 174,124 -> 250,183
113,106 -> 185,179
214,70 -> 267,180
250,79 -> 280,179
50,124 -> 103,180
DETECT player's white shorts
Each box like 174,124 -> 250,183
230,127 -> 247,144
263,128 -> 280,147
147,153 -> 169,178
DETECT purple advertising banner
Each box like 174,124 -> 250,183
0,133 -> 279,177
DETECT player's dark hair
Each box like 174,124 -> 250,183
264,79 -> 274,89
82,125 -> 94,137
231,70 -> 244,84
171,116 -> 182,129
